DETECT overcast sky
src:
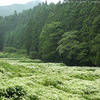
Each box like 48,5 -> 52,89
0,0 -> 63,6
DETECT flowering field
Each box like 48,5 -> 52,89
0,58 -> 100,100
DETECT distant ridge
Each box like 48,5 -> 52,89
0,0 -> 41,17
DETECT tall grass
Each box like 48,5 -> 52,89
0,58 -> 100,100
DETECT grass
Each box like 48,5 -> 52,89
0,58 -> 100,100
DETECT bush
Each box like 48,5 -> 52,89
0,52 -> 25,58
0,85 -> 26,99
28,94 -> 39,100
0,52 -> 9,58
17,49 -> 26,54
29,51 -> 38,59
0,68 -> 5,73
4,47 -> 17,53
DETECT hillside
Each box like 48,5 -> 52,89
0,0 -> 41,16
0,0 -> 100,66
0,58 -> 100,99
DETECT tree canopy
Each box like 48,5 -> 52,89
0,1 -> 100,66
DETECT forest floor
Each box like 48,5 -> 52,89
0,58 -> 100,100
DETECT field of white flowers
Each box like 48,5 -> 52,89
0,58 -> 100,100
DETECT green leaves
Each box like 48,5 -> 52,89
90,34 -> 100,66
57,31 -> 80,65
39,22 -> 63,62
0,1 -> 99,66
0,85 -> 26,99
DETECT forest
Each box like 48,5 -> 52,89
0,0 -> 100,100
0,0 -> 100,66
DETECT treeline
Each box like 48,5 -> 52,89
0,0 -> 100,66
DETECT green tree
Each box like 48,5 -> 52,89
39,22 -> 63,62
57,31 -> 80,65
90,34 -> 100,66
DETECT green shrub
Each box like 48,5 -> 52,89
0,68 -> 5,73
0,52 -> 9,58
28,94 -> 39,100
4,47 -> 17,53
17,49 -> 26,54
0,85 -> 26,99
0,52 -> 25,58
29,51 -> 38,59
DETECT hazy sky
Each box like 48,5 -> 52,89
0,0 -> 63,6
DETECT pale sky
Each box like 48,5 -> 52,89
0,0 -> 63,6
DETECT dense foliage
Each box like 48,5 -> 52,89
0,0 -> 100,66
